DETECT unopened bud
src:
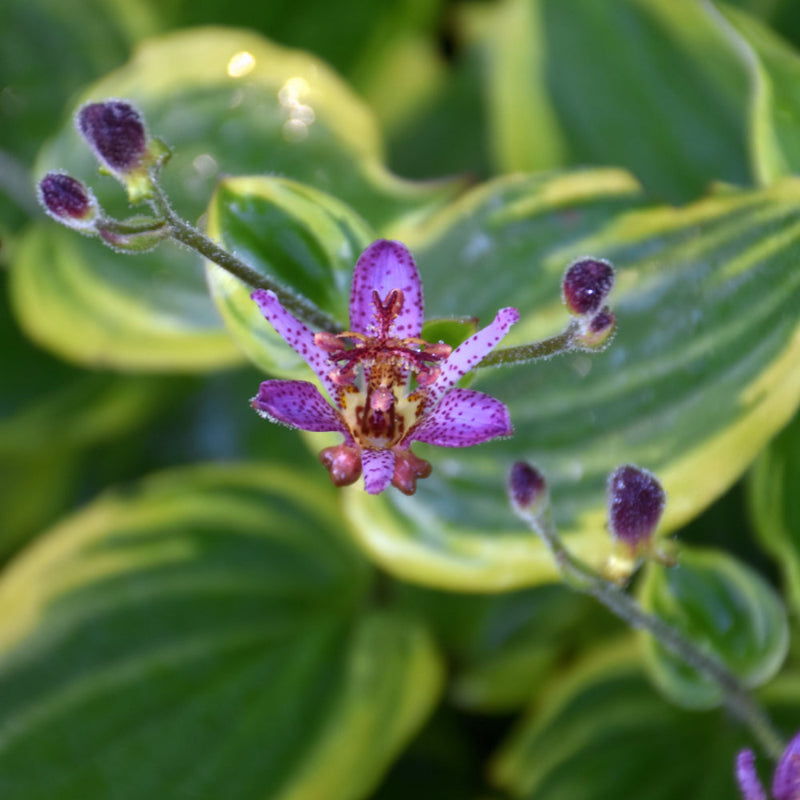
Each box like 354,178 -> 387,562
563,258 -> 615,316
38,172 -> 99,233
607,465 -> 665,553
97,219 -> 170,253
575,306 -> 617,350
77,100 -> 147,173
508,461 -> 548,516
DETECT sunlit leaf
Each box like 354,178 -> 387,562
0,464 -> 442,800
15,27 -> 458,370
638,547 -> 788,709
342,169 -> 800,590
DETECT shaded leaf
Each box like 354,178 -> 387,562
477,0 -> 751,201
638,546 -> 788,709
491,640 -> 786,800
719,4 -> 800,184
0,464 -> 442,800
749,410 -> 800,614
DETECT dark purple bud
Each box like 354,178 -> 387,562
607,465 -> 665,550
736,750 -> 768,800
38,173 -> 98,231
773,731 -> 800,800
77,100 -> 147,172
563,258 -> 615,316
576,306 -> 617,350
509,461 -> 548,515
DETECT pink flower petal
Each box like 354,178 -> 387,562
251,290 -> 337,400
736,750 -> 768,800
362,448 -> 396,494
410,388 -> 512,447
252,380 -> 347,434
426,307 -> 519,406
349,240 -> 424,339
773,731 -> 800,800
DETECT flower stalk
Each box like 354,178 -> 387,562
41,98 -> 620,366
510,463 -> 785,761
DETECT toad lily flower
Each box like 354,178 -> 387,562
251,239 -> 519,495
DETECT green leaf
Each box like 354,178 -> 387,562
18,27 -> 458,370
340,169 -> 800,590
490,639 -> 777,799
718,4 -> 800,184
749,410 -> 800,615
0,0 -> 157,168
206,176 -> 374,376
396,583 -> 621,713
0,464 -> 442,799
638,546 -> 788,709
0,271 -> 169,555
477,0 -> 751,201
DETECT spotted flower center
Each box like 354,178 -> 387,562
314,289 -> 451,449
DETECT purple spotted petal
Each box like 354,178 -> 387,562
251,290 -> 337,400
773,731 -> 800,800
362,448 -> 396,494
410,389 -> 512,447
252,380 -> 348,434
349,240 -> 424,338
426,307 -> 519,406
736,751 -> 768,800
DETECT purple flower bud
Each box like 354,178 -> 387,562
736,750 -> 768,800
773,731 -> 800,800
607,465 -> 665,550
38,172 -> 98,232
575,305 -> 617,350
563,258 -> 615,316
508,461 -> 548,515
77,100 -> 147,173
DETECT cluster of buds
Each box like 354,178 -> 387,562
37,100 -> 170,252
562,257 -> 617,349
508,460 -> 667,578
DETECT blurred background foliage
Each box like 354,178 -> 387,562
2,0 -> 800,798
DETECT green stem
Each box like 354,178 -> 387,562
147,181 -> 340,333
478,322 -> 579,368
523,510 -> 786,760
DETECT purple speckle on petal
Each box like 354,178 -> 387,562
773,731 -> 800,800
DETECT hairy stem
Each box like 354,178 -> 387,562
148,181 -> 340,333
523,510 -> 786,760
478,323 -> 579,368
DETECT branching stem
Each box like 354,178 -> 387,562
147,181 -> 340,332
520,509 -> 786,760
